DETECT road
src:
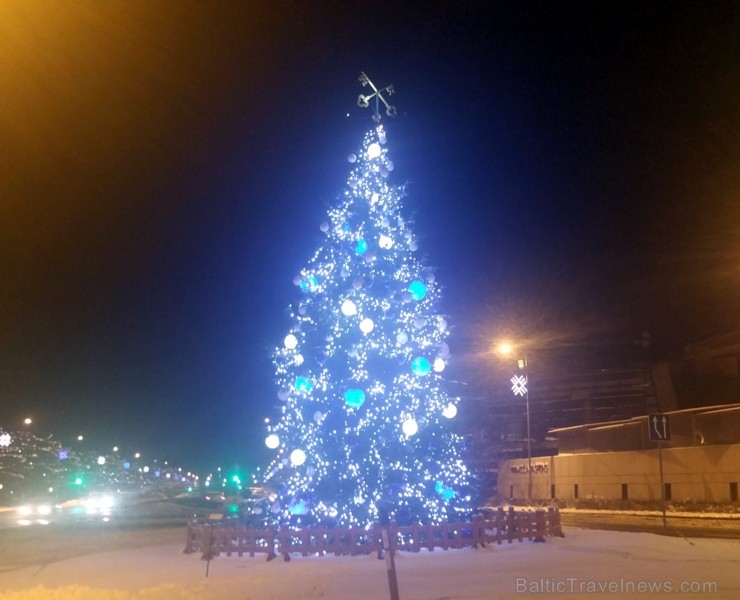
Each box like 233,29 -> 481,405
0,496 -> 208,531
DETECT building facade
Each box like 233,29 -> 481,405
498,405 -> 740,503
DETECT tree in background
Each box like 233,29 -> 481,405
264,94 -> 471,527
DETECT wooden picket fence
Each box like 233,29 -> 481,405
183,506 -> 563,561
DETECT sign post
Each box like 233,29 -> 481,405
205,513 -> 223,577
648,414 -> 671,528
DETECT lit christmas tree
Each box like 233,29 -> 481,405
264,75 -> 471,527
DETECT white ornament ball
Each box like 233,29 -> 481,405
314,411 -> 324,423
359,318 -> 374,333
437,317 -> 448,332
396,332 -> 408,345
433,357 -> 446,372
367,143 -> 381,159
290,449 -> 306,466
293,275 -> 302,286
341,300 -> 357,316
442,403 -> 458,419
438,342 -> 450,359
340,266 -> 350,278
378,234 -> 393,249
402,418 -> 418,436
386,160 -> 394,171
265,434 -> 280,449
320,221 -> 329,232
348,153 -> 357,163
409,241 -> 418,251
413,317 -> 426,329
352,277 -> 364,289
284,334 -> 298,349
277,389 -> 289,401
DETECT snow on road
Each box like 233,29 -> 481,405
0,528 -> 738,599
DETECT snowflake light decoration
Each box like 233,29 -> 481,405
511,374 -> 528,397
0,432 -> 12,447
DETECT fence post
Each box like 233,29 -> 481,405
533,509 -> 546,543
548,506 -> 565,537
183,522 -> 198,554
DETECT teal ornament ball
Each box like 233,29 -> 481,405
408,281 -> 427,301
355,238 -> 368,255
294,376 -> 313,392
344,388 -> 366,409
411,357 -> 431,376
300,276 -> 319,293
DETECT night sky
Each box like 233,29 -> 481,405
1,1 -> 739,471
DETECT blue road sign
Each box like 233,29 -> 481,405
648,413 -> 671,441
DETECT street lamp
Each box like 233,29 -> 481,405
496,343 -> 533,501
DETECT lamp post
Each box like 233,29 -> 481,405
498,343 -> 533,501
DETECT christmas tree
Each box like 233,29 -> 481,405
263,76 -> 471,528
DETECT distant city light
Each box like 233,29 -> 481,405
77,435 -> 84,441
134,452 -> 141,459
97,456 -> 106,465
23,418 -> 32,425
113,446 -> 119,452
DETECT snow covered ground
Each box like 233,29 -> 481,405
0,528 -> 738,599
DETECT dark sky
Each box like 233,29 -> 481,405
1,1 -> 739,471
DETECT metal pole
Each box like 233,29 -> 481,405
658,440 -> 667,527
525,354 -> 532,501
381,524 -> 400,600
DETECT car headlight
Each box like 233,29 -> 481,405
17,505 -> 33,516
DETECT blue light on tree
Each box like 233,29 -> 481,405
265,84 -> 471,528
344,389 -> 366,409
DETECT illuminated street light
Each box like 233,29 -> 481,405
496,342 -> 533,501
77,435 -> 84,441
23,418 -> 33,425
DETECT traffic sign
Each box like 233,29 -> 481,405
648,413 -> 671,441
